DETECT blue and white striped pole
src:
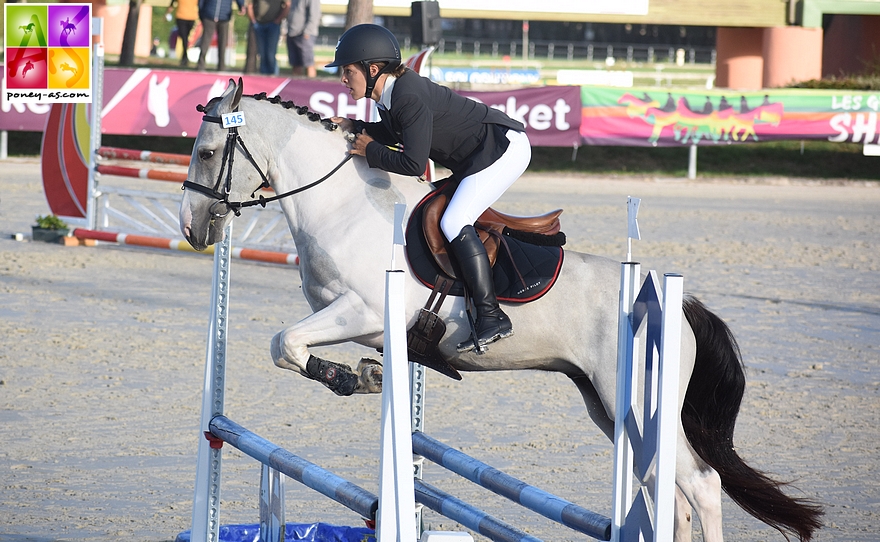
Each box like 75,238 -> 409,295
413,432 -> 611,540
210,415 -> 379,520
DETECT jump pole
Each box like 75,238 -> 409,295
412,432 -> 612,540
95,164 -> 188,183
98,146 -> 191,166
209,415 -> 379,521
72,228 -> 300,266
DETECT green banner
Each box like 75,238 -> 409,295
580,86 -> 880,147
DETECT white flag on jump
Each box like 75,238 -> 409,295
627,196 -> 641,240
393,203 -> 407,247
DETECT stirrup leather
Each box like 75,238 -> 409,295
406,277 -> 462,380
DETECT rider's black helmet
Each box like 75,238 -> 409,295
326,24 -> 402,99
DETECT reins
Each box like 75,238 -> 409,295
182,97 -> 352,217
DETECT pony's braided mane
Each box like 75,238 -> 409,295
195,92 -> 340,132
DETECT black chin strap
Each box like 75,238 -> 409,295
362,61 -> 396,101
183,109 -> 352,217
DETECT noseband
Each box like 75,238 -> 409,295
182,107 -> 353,218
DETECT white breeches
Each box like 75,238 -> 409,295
440,129 -> 531,242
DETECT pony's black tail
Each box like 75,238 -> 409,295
681,295 -> 824,541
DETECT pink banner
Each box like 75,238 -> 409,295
458,86 -> 583,147
1,67 -> 582,148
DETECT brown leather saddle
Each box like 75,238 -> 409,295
421,188 -> 563,281
404,180 -> 566,379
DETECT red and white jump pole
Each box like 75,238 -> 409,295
97,146 -> 191,166
72,228 -> 299,266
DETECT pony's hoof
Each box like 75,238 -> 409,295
355,358 -> 383,394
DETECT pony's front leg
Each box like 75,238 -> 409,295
270,291 -> 384,396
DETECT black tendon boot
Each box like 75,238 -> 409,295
450,225 -> 514,352
305,355 -> 360,396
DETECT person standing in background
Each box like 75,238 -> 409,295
166,0 -> 199,66
197,0 -> 246,71
286,0 -> 320,77
247,0 -> 289,75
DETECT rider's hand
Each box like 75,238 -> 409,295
330,116 -> 354,133
349,133 -> 374,156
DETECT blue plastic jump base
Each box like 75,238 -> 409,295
174,522 -> 375,542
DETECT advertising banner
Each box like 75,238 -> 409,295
6,65 -> 878,149
458,85 -> 582,147
580,86 -> 880,147
0,67 -> 582,148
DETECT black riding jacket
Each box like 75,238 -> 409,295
351,69 -> 525,180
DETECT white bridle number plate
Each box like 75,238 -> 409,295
221,111 -> 246,128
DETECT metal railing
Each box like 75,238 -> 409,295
318,34 -> 715,65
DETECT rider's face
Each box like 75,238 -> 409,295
340,63 -> 368,100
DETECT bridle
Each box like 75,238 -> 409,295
182,104 -> 353,218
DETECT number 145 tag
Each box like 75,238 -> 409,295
221,111 -> 246,128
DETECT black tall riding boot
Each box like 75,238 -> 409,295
450,225 -> 513,352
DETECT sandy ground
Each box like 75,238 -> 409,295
1,157 -> 878,542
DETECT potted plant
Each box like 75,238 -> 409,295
32,214 -> 69,243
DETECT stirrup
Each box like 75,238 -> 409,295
456,318 -> 514,353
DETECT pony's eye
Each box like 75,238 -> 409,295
199,149 -> 215,161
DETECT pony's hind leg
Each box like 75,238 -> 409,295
270,291 -> 384,395
571,375 -> 700,542
674,485 -> 694,542
675,435 -> 724,542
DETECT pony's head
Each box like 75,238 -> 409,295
180,78 -> 348,251
179,78 -> 261,250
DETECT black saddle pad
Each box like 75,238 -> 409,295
405,187 -> 564,303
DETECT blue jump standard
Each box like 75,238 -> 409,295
412,431 -> 612,541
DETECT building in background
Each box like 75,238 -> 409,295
318,0 -> 880,89
23,0 -> 879,90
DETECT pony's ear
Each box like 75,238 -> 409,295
220,78 -> 237,100
231,77 -> 244,110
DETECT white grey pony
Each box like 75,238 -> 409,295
179,80 -> 822,542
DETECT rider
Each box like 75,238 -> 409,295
328,24 -> 531,353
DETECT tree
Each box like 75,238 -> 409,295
119,0 -> 142,66
344,0 -> 373,30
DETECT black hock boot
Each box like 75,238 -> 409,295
450,225 -> 514,352
305,355 -> 360,396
